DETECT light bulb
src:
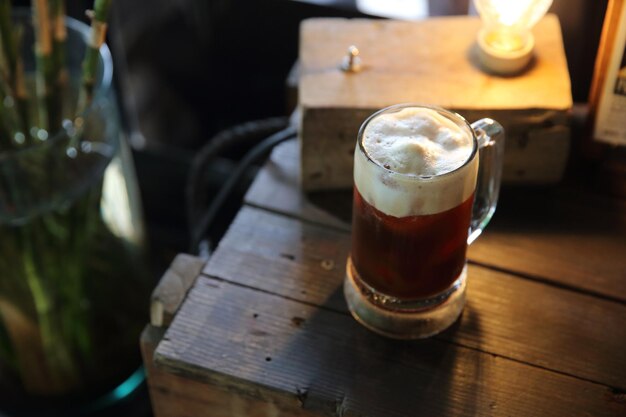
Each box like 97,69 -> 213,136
474,0 -> 553,74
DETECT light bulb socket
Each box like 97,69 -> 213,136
476,28 -> 534,75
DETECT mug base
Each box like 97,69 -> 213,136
344,257 -> 466,339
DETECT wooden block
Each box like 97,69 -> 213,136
286,61 -> 300,114
141,325 -> 315,417
150,254 -> 206,327
299,16 -> 573,190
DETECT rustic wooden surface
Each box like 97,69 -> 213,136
146,140 -> 626,416
299,16 -> 571,110
298,16 -> 573,189
247,141 -> 626,301
142,325 -> 319,417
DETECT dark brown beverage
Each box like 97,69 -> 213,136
345,105 -> 503,339
351,188 -> 474,299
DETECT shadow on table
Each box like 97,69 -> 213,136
278,285 -> 484,417
308,189 -> 353,225
485,185 -> 626,236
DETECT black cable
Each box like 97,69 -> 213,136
186,117 -> 288,231
189,125 -> 297,254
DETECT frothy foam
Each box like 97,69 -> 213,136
354,107 -> 478,217
363,108 -> 473,177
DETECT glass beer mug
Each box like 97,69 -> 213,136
344,104 -> 504,339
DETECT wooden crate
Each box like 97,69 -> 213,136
141,141 -> 626,417
299,16 -> 573,190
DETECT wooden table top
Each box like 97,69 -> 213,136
152,140 -> 626,417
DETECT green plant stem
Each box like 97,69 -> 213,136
50,0 -> 67,125
77,0 -> 112,115
21,225 -> 80,391
0,1 -> 17,88
0,1 -> 29,143
14,26 -> 31,139
15,67 -> 30,137
0,7 -> 31,138
0,2 -> 144,396
32,0 -> 54,131
51,1 -> 67,83
63,186 -> 101,359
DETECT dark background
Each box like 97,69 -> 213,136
105,0 -> 609,265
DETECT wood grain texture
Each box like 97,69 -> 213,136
468,184 -> 626,302
299,16 -> 571,110
298,16 -> 573,189
205,205 -> 626,390
246,140 -> 626,301
142,325 -> 317,417
245,140 -> 350,231
155,277 -> 626,417
300,106 -> 571,189
459,110 -> 571,184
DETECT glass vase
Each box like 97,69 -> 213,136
0,10 -> 150,412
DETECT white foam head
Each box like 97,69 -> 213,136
354,106 -> 478,217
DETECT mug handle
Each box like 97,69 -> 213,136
468,118 -> 505,244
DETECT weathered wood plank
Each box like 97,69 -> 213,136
299,17 -> 571,111
205,206 -> 626,390
299,17 -> 572,189
245,140 -> 350,231
142,325 -> 316,417
244,140 -> 626,301
468,185 -> 626,301
155,277 -> 626,417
